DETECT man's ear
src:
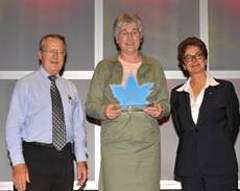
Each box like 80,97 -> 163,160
37,50 -> 43,61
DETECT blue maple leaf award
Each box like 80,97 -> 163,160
110,73 -> 153,111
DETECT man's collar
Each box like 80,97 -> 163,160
39,66 -> 60,80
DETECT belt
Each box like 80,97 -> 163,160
23,141 -> 55,148
23,141 -> 72,149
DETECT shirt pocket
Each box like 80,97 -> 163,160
62,93 -> 76,120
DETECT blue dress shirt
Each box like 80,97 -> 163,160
6,66 -> 87,166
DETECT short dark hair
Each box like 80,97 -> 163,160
39,33 -> 67,51
177,36 -> 208,77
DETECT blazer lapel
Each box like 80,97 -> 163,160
179,92 -> 196,127
197,86 -> 218,125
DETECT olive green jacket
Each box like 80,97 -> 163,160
85,54 -> 170,143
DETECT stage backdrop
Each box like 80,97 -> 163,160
0,0 -> 240,190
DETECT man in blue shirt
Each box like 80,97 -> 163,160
5,34 -> 88,191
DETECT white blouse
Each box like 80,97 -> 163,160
176,74 -> 219,124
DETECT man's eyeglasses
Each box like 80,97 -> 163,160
41,49 -> 67,57
183,52 -> 204,63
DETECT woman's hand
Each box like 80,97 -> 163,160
143,102 -> 163,118
104,104 -> 121,120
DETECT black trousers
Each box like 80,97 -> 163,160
14,142 -> 74,191
181,169 -> 238,191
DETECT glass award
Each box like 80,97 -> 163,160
110,73 -> 153,112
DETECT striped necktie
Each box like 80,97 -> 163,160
49,75 -> 67,151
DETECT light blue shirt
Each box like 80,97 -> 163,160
6,66 -> 87,166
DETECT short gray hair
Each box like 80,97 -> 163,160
39,33 -> 67,51
113,13 -> 143,38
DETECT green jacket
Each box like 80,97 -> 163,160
85,54 -> 170,143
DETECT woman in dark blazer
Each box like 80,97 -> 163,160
170,37 -> 240,191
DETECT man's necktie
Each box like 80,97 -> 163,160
49,75 -> 67,151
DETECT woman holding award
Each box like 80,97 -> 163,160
85,13 -> 169,191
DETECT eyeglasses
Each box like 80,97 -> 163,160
183,52 -> 204,63
119,29 -> 140,39
41,49 -> 66,57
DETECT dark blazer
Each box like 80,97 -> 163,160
170,79 -> 240,176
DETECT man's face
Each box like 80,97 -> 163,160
38,37 -> 66,75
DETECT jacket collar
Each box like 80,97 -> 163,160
176,73 -> 219,93
106,53 -> 149,65
106,53 -> 151,85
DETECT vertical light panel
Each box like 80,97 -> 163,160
93,0 -> 103,189
199,0 -> 209,71
209,0 -> 240,71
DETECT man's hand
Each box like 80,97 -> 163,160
13,163 -> 30,191
104,104 -> 121,120
76,161 -> 88,187
143,102 -> 163,118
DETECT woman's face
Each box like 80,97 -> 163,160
116,23 -> 142,55
183,45 -> 206,76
